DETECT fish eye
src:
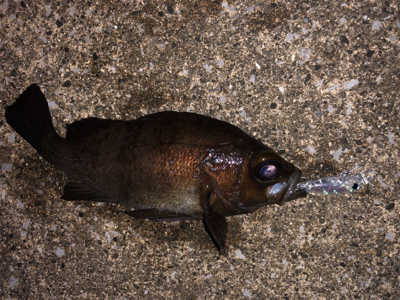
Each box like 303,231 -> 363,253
254,160 -> 282,181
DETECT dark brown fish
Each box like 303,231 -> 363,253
5,84 -> 306,252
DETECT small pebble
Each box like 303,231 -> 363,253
385,203 -> 394,210
328,84 -> 339,92
62,80 -> 72,87
388,131 -> 394,144
2,163 -> 13,171
236,249 -> 246,259
56,248 -> 65,257
346,103 -> 352,116
45,5 -> 51,17
343,79 -> 359,90
333,147 -> 342,162
299,47 -> 311,60
39,35 -> 47,43
244,289 -> 252,299
8,133 -> 15,143
203,64 -> 211,73
305,146 -> 316,154
286,33 -> 293,42
372,21 -> 381,30
10,277 -> 19,290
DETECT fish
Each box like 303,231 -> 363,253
295,167 -> 374,196
5,84 -> 306,252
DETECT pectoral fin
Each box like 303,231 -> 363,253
204,202 -> 228,253
61,183 -> 111,202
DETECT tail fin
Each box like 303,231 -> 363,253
5,84 -> 58,153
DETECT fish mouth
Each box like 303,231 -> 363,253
280,168 -> 307,204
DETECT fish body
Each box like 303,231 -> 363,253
5,84 -> 305,252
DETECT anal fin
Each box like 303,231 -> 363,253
61,183 -> 111,202
126,209 -> 195,221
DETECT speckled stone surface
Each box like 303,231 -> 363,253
1,0 -> 399,299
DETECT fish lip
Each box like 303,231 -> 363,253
281,168 -> 303,204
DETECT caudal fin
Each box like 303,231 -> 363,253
5,84 -> 58,153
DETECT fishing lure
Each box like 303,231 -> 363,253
296,167 -> 375,196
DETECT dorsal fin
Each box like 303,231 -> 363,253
66,118 -> 122,139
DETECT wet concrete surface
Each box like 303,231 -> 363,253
0,0 -> 399,299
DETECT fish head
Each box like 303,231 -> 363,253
206,147 -> 306,215
236,149 -> 306,212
